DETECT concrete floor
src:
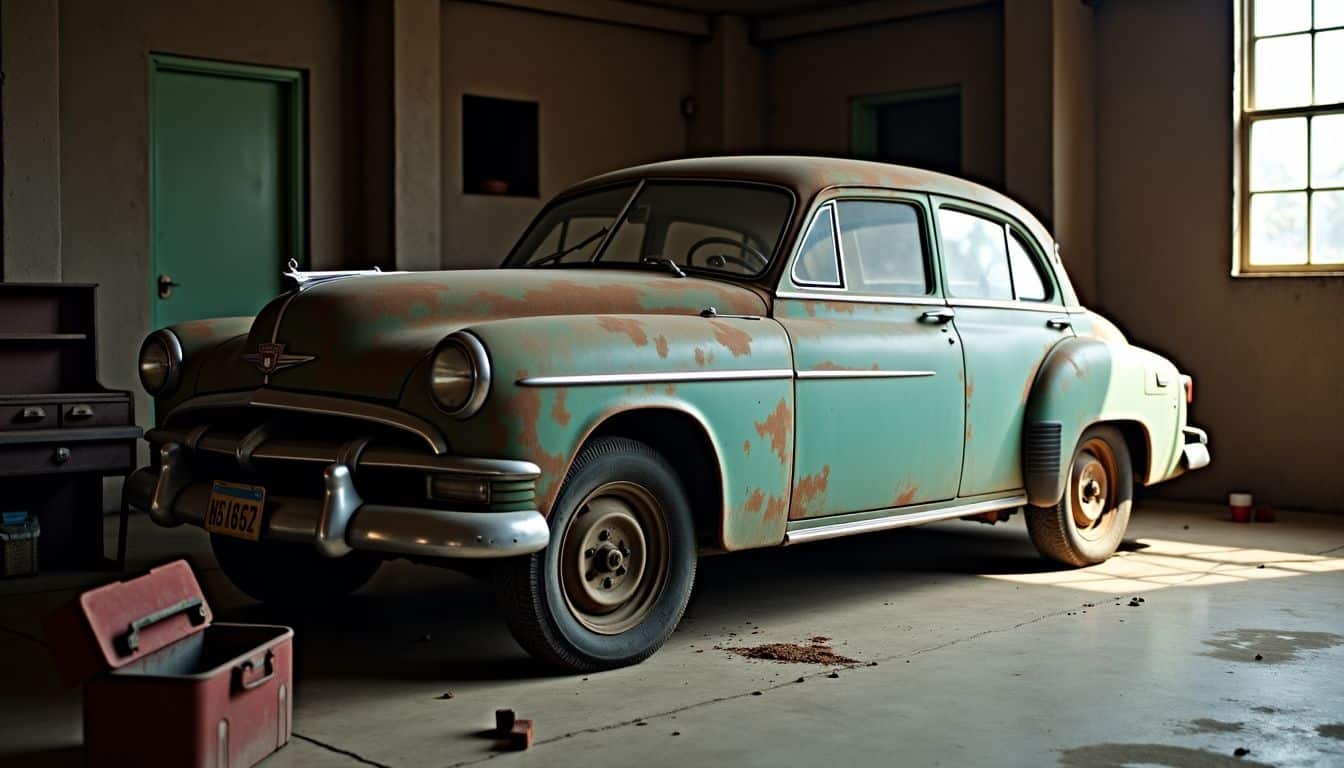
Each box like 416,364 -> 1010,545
2,500 -> 1343,767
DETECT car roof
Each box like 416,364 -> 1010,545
571,156 -> 1053,247
564,156 -> 1079,307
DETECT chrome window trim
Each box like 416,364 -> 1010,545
788,202 -> 844,288
517,369 -> 795,387
785,494 -> 1027,545
947,298 -> 1076,314
775,290 -> 946,307
795,369 -> 935,380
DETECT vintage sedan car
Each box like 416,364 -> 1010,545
126,157 -> 1210,670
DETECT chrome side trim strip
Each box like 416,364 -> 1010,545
795,369 -> 935,380
784,495 -> 1027,545
517,369 -> 795,387
775,290 -> 944,307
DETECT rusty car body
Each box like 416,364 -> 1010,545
126,156 -> 1210,670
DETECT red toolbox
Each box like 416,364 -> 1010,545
43,559 -> 294,767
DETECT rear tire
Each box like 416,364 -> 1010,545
1025,425 -> 1133,567
211,534 -> 381,605
495,437 -> 696,672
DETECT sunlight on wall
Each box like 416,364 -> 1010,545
982,538 -> 1344,594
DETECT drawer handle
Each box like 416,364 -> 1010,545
67,404 -> 95,419
17,406 -> 46,422
52,447 -> 70,465
116,597 -> 208,655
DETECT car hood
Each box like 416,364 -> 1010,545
202,268 -> 768,402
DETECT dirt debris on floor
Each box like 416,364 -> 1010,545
719,636 -> 860,665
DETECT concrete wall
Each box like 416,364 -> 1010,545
439,1 -> 695,267
764,3 -> 1006,190
1095,0 -> 1344,511
54,0 -> 362,421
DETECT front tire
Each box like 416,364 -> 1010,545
211,534 -> 382,605
495,437 -> 696,672
1025,425 -> 1133,567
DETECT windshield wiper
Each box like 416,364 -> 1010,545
530,227 -> 608,267
641,256 -> 686,278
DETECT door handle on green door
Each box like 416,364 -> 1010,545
1046,317 -> 1072,330
158,274 -> 181,299
919,309 -> 956,324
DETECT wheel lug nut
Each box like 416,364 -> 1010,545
602,577 -> 613,589
585,570 -> 596,581
616,566 -> 626,576
598,530 -> 610,541
585,548 -> 595,558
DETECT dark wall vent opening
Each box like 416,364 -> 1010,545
462,94 -> 539,198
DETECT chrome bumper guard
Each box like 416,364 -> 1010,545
1180,426 -> 1210,472
125,438 -> 550,560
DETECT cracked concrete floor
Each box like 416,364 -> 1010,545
2,500 -> 1343,767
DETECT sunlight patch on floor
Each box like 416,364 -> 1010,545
981,538 -> 1344,594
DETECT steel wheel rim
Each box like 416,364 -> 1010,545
1070,438 -> 1117,542
559,481 -> 670,635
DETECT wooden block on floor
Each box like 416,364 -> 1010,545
495,708 -> 515,735
506,719 -> 533,751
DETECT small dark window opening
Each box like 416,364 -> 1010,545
463,94 -> 538,197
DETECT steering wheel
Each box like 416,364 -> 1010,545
685,237 -> 770,273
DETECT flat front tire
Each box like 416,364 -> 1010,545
1025,425 -> 1133,567
495,437 -> 696,672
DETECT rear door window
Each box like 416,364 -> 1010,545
937,208 -> 1013,300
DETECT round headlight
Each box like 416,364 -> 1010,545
430,333 -> 490,418
138,330 -> 183,396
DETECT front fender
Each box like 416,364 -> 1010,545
402,313 -> 797,550
155,316 -> 257,418
1023,337 -> 1184,507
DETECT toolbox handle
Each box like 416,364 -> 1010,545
234,650 -> 276,692
115,597 -> 207,656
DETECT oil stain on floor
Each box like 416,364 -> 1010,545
1199,628 -> 1343,663
1318,723 -> 1344,740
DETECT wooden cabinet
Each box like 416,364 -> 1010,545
0,284 -> 142,569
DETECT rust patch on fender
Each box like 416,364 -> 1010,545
793,465 -> 831,517
965,376 -> 975,404
551,390 -> 572,427
709,321 -> 752,357
654,334 -> 669,358
744,488 -> 765,514
754,399 -> 792,462
765,495 -> 788,523
743,439 -> 752,455
511,370 -> 570,509
694,347 -> 707,366
597,316 -> 649,346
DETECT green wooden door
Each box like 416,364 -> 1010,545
150,55 -> 304,327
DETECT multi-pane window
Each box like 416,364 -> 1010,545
1240,0 -> 1344,272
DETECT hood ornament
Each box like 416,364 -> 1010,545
244,342 -> 315,376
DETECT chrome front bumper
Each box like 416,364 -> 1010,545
125,441 -> 550,560
1180,426 -> 1211,472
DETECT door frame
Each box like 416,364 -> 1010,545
849,85 -> 962,162
148,53 -> 307,326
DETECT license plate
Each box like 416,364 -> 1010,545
205,481 -> 267,541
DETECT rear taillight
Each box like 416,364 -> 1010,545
1181,375 -> 1194,404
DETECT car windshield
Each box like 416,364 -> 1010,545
504,181 -> 793,278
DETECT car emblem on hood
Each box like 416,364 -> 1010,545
244,342 -> 315,376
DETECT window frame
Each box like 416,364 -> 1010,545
1235,0 -> 1344,276
788,201 -> 846,289
932,198 -> 1063,308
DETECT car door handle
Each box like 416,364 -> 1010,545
919,309 -> 956,324
1046,317 -> 1072,330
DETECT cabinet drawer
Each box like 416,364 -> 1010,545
0,403 -> 58,430
0,441 -> 135,477
59,401 -> 131,428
